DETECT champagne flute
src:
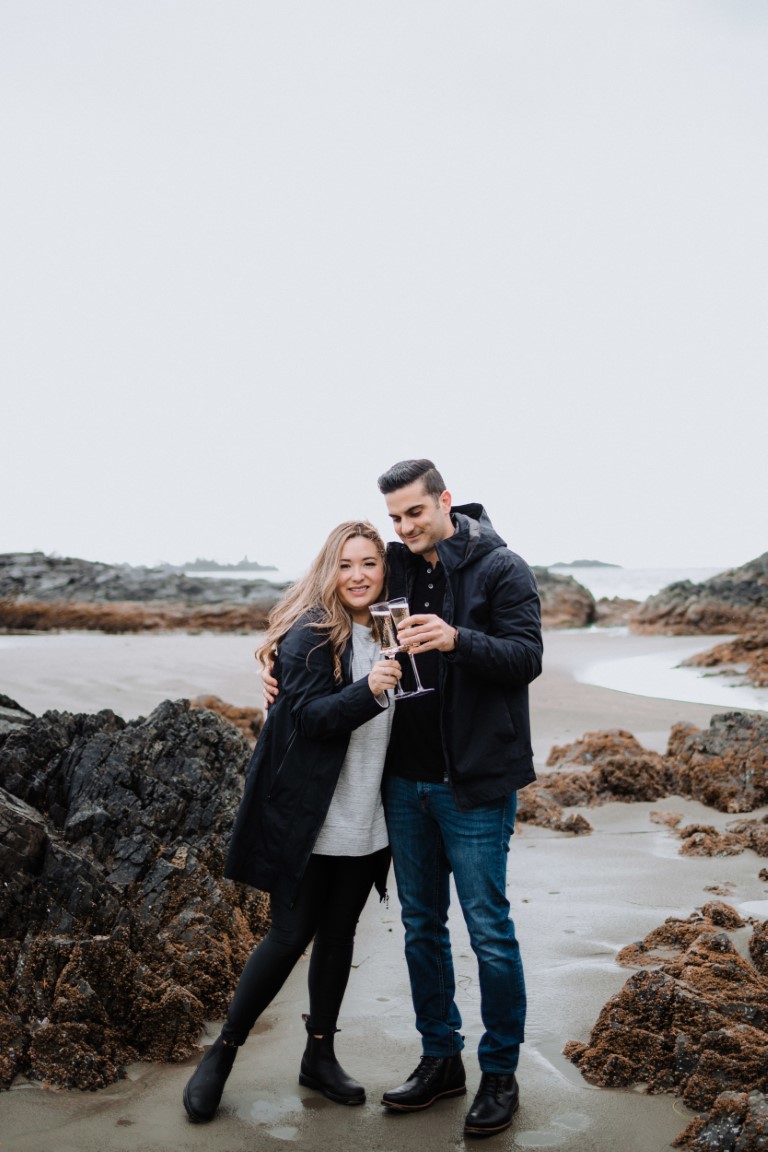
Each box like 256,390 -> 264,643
386,596 -> 433,697
369,601 -> 408,697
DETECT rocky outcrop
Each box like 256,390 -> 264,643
0,699 -> 269,1090
668,712 -> 768,813
682,629 -> 768,689
0,600 -> 276,633
0,552 -> 286,607
0,552 -> 287,634
674,1091 -> 768,1152
631,553 -> 768,635
0,694 -> 34,735
673,818 -> 768,859
515,783 -> 593,835
527,715 -> 768,841
564,914 -> 768,1115
532,567 -> 596,628
190,695 -> 264,744
594,596 -> 640,627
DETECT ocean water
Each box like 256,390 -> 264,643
548,566 -> 729,603
575,634 -> 768,714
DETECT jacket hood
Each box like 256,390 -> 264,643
435,502 -> 507,573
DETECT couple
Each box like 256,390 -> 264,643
182,458 -> 543,1139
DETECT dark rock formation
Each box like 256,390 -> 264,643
631,553 -> 768,635
532,567 -> 596,629
674,1090 -> 768,1152
0,552 -> 287,634
0,552 -> 286,607
0,694 -> 34,735
564,917 -> 768,1112
0,699 -> 269,1090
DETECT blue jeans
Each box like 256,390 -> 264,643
383,777 -> 525,1073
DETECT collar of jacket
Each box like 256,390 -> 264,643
387,502 -> 506,582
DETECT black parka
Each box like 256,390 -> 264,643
385,502 -> 543,809
224,614 -> 390,902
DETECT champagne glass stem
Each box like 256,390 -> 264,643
407,652 -> 427,692
388,654 -> 406,696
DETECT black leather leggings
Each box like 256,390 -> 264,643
222,848 -> 388,1043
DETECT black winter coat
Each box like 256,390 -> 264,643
224,615 -> 390,902
385,503 -> 543,809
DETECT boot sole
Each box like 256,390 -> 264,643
382,1084 -> 467,1111
182,1085 -> 216,1123
298,1072 -> 366,1105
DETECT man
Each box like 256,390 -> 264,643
264,459 -> 542,1138
375,459 -> 542,1139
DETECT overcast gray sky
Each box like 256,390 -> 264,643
2,1 -> 766,572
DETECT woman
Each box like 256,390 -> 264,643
183,521 -> 401,1123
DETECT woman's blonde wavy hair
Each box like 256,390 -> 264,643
256,520 -> 387,683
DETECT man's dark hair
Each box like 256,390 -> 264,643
377,458 -> 447,499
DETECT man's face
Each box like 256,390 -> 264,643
384,480 -> 453,561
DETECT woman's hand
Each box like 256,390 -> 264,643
368,659 -> 402,697
260,660 -> 279,710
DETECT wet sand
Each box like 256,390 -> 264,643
2,630 -> 767,1151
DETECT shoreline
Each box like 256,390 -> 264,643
3,630 -> 767,1152
2,627 -> 766,725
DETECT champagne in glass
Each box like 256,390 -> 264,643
386,597 -> 433,697
370,602 -> 400,656
370,601 -> 407,697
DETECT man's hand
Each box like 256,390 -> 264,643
260,660 -> 279,710
368,659 -> 403,697
396,613 -> 457,654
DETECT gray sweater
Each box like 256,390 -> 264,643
313,622 -> 393,856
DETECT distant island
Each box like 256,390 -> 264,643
549,560 -> 622,569
176,556 -> 277,573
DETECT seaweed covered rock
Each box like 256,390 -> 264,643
566,927 -> 768,1110
0,699 -> 269,1090
682,629 -> 768,690
523,728 -> 680,831
538,714 -> 768,832
669,713 -> 768,813
547,729 -> 675,802
515,783 -> 593,835
676,819 -> 768,859
674,1090 -> 768,1152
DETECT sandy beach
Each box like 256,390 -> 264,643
2,629 -> 767,1151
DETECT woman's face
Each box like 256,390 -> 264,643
336,536 -> 385,624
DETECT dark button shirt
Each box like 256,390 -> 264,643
386,557 -> 445,784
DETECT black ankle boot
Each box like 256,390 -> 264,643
183,1036 -> 238,1122
299,1021 -> 365,1105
